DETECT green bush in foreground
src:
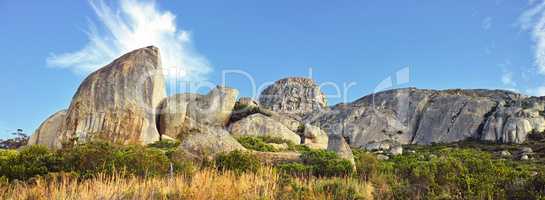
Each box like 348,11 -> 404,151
353,150 -> 379,181
61,141 -> 170,178
372,147 -> 545,200
279,149 -> 353,177
215,150 -> 260,174
0,145 -> 62,181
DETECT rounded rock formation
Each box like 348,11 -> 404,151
60,46 -> 166,145
259,77 -> 327,118
157,93 -> 202,139
28,110 -> 67,149
228,113 -> 301,144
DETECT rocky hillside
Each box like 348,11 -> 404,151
28,46 -> 545,161
306,88 -> 545,149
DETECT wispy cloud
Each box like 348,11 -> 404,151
519,0 -> 545,74
518,1 -> 545,96
46,0 -> 211,82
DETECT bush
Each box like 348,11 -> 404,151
112,145 -> 170,177
215,150 -> 260,174
374,147 -> 536,199
315,178 -> 371,200
61,141 -> 170,177
236,136 -> 278,152
147,139 -> 180,150
279,150 -> 353,177
0,145 -> 62,181
276,176 -> 373,200
353,150 -> 379,181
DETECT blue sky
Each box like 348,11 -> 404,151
1,0 -> 544,138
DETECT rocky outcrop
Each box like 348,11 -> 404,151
30,46 -> 545,153
228,113 -> 301,144
157,86 -> 238,139
187,86 -> 239,127
259,77 -> 327,119
157,93 -> 201,139
28,110 -> 67,149
302,124 -> 328,149
307,88 -> 545,147
176,123 -> 246,161
327,134 -> 355,166
60,46 -> 166,145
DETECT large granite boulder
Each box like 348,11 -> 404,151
28,110 -> 67,149
302,124 -> 328,149
327,134 -> 355,166
157,93 -> 201,139
228,113 -> 301,144
175,123 -> 246,161
186,86 -> 238,127
259,77 -> 327,118
60,46 -> 166,145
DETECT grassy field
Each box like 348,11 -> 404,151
0,167 -> 373,200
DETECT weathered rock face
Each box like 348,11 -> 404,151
60,46 -> 166,145
259,77 -> 327,118
157,93 -> 202,139
308,88 -> 545,147
187,86 -> 239,127
302,124 -> 328,149
28,110 -> 67,149
327,134 -> 355,166
176,123 -> 246,161
228,113 -> 301,144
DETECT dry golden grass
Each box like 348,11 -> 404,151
0,167 -> 373,200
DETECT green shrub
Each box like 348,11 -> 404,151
236,136 -> 278,152
259,135 -> 292,144
0,145 -> 62,181
315,178 -> 369,200
61,141 -> 170,178
112,145 -> 170,177
147,139 -> 180,150
166,149 -> 197,176
375,147 -> 534,199
287,144 -> 311,152
279,149 -> 354,177
215,150 -> 260,174
353,150 -> 379,181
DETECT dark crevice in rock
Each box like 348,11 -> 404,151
476,102 -> 500,139
410,93 -> 434,144
446,101 -> 468,135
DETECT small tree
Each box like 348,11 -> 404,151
0,129 -> 29,149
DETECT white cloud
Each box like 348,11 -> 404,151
47,0 -> 211,82
519,0 -> 545,74
501,71 -> 517,87
518,1 -> 545,96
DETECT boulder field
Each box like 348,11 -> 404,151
29,46 -> 545,160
